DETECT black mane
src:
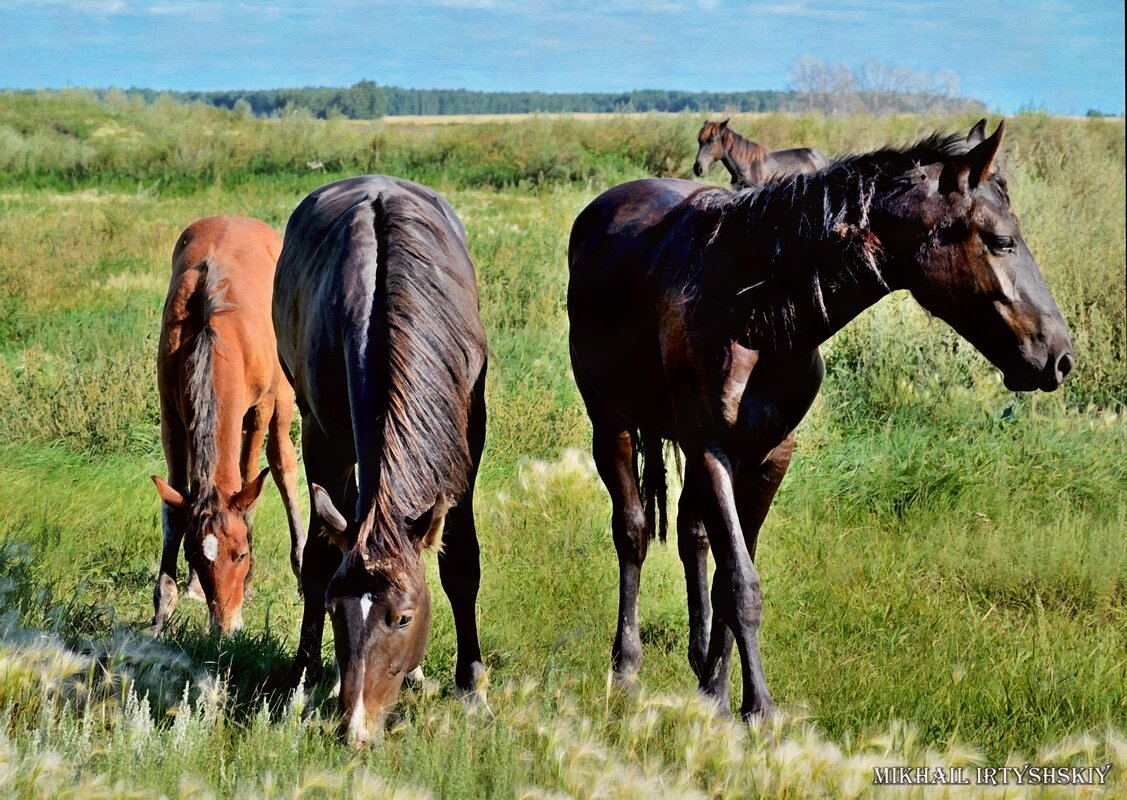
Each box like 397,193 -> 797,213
689,130 -> 1001,349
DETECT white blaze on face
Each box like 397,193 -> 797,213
202,533 -> 219,562
360,592 -> 373,622
346,658 -> 370,744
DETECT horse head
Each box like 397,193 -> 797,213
151,468 -> 268,633
873,119 -> 1073,391
694,119 -> 729,177
311,485 -> 447,744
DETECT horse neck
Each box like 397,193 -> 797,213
705,170 -> 892,351
720,129 -> 765,183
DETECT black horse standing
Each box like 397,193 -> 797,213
568,121 -> 1073,718
273,176 -> 488,743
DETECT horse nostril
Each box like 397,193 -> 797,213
1056,351 -> 1074,380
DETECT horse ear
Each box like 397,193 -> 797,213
311,483 -> 352,553
966,118 -> 988,145
719,118 -> 729,128
407,494 -> 449,552
965,119 -> 1004,187
941,120 -> 1005,195
152,476 -> 186,508
231,467 -> 270,514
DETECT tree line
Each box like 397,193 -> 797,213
99,59 -> 983,119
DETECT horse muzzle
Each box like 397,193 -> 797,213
1003,342 -> 1074,393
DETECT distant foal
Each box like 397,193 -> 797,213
152,216 -> 305,634
694,119 -> 829,188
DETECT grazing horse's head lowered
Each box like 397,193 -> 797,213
273,176 -> 489,746
149,216 -> 304,638
310,486 -> 448,740
152,473 -> 268,631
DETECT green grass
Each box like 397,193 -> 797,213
0,97 -> 1124,797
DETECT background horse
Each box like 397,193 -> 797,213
694,119 -> 830,188
569,120 -> 1073,719
273,176 -> 489,744
152,216 -> 305,634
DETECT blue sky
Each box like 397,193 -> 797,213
0,0 -> 1122,114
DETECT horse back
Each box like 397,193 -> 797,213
568,179 -> 720,430
273,176 -> 486,495
160,216 -> 284,417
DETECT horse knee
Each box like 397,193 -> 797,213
677,519 -> 708,563
612,505 -> 648,562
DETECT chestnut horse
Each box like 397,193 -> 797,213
273,176 -> 489,743
569,120 -> 1073,719
152,216 -> 306,634
694,119 -> 829,188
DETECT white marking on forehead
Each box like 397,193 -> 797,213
360,593 -> 373,621
202,533 -> 219,562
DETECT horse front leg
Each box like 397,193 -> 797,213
438,365 -> 488,705
152,401 -> 188,632
693,446 -> 775,719
288,421 -> 348,689
592,423 -> 650,682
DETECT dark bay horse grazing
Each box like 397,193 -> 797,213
694,119 -> 829,188
569,120 -> 1073,719
273,176 -> 488,743
152,216 -> 305,634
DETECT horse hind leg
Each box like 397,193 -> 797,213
699,435 -> 795,718
689,447 -> 775,720
592,422 -> 649,682
267,385 -> 305,586
677,471 -> 711,681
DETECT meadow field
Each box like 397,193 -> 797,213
0,94 -> 1124,798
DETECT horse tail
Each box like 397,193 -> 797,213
184,258 -> 232,495
636,429 -> 668,542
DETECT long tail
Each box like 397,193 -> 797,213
184,258 -> 232,496
636,429 -> 668,542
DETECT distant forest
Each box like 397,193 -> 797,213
15,59 -> 981,119
124,83 -> 796,117
100,58 -> 986,119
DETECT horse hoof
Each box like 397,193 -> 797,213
611,669 -> 640,687
741,702 -> 780,726
289,661 -> 324,691
697,686 -> 733,717
461,689 -> 494,720
404,666 -> 425,687
151,574 -> 178,634
186,571 -> 206,603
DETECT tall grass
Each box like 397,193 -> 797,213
0,99 -> 1123,796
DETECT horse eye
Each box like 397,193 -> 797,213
237,552 -> 249,562
397,614 -> 413,629
983,233 -> 1016,254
